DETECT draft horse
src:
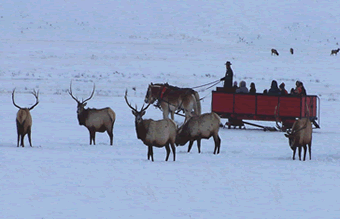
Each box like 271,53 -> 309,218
144,83 -> 201,122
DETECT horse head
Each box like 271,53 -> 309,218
144,83 -> 159,104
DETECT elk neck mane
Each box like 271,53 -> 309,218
135,119 -> 151,141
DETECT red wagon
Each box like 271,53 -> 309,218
211,87 -> 320,130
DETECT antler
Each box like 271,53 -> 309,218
68,81 -> 95,104
29,89 -> 39,110
125,89 -> 151,112
124,89 -> 137,112
12,88 -> 22,109
68,81 -> 80,103
82,83 -> 95,103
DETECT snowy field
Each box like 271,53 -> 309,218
1,0 -> 340,218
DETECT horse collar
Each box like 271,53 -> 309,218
159,86 -> 167,99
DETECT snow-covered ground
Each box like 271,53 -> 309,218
1,0 -> 340,218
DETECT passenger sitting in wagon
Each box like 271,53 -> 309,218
235,81 -> 249,93
249,82 -> 256,94
291,81 -> 307,96
268,80 -> 281,95
279,82 -> 288,95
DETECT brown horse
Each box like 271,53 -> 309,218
144,83 -> 201,122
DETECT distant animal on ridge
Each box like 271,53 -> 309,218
271,48 -> 279,56
330,48 -> 340,55
125,90 -> 177,162
290,48 -> 294,55
176,112 -> 221,154
12,89 -> 39,147
68,82 -> 116,145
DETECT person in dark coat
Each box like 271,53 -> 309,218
268,80 -> 281,95
220,61 -> 234,88
279,82 -> 288,95
249,82 -> 256,94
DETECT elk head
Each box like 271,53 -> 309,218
12,88 -> 39,110
125,89 -> 151,123
68,81 -> 95,112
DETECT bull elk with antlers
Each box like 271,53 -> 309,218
125,90 -> 177,162
68,82 -> 116,145
276,105 -> 312,161
12,89 -> 39,147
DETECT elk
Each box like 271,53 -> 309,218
68,82 -> 116,145
275,106 -> 312,161
290,48 -> 294,55
330,48 -> 340,55
271,48 -> 279,56
175,112 -> 221,154
125,90 -> 177,162
12,89 -> 39,147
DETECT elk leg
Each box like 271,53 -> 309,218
89,130 -> 96,145
20,134 -> 25,147
107,130 -> 113,146
93,132 -> 96,145
303,145 -> 307,161
298,146 -> 302,161
187,140 -> 194,152
28,127 -> 33,147
292,147 -> 297,160
308,142 -> 312,160
170,142 -> 176,161
197,139 -> 201,153
213,134 -> 221,154
149,146 -> 154,162
165,144 -> 170,161
17,134 -> 20,147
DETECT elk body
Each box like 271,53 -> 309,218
330,48 -> 340,55
284,118 -> 312,161
68,82 -> 116,145
271,48 -> 279,56
175,112 -> 221,154
12,89 -> 39,147
125,90 -> 177,162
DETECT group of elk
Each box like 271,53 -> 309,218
11,81 -> 313,162
124,82 -> 222,161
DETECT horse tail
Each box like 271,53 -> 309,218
193,91 -> 201,115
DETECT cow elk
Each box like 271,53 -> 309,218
330,48 -> 340,55
12,89 -> 39,147
276,106 -> 312,161
271,48 -> 279,56
176,112 -> 221,154
125,90 -> 177,162
68,82 -> 116,145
